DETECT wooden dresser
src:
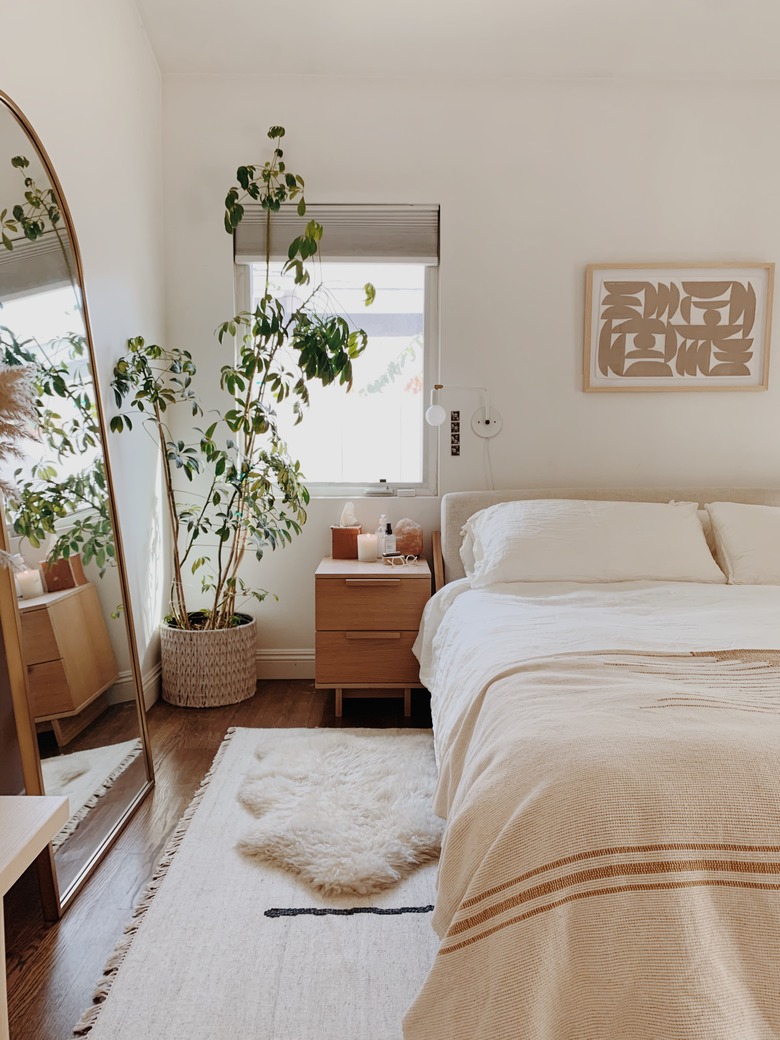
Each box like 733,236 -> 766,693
314,556 -> 431,717
18,583 -> 119,745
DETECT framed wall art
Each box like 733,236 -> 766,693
583,262 -> 774,391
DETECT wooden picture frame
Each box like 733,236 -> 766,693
583,262 -> 774,391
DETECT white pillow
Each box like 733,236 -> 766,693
698,508 -> 717,555
460,499 -> 726,586
705,502 -> 780,584
670,501 -> 717,557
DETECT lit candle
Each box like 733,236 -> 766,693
357,534 -> 377,562
17,567 -> 44,599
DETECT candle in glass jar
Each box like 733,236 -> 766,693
17,567 -> 44,599
357,533 -> 377,562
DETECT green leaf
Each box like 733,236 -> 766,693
288,236 -> 301,261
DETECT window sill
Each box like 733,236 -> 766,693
307,485 -> 437,500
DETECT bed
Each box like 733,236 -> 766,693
404,488 -> 780,1040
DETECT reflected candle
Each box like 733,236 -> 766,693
357,534 -> 377,562
17,567 -> 44,599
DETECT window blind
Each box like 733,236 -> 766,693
234,203 -> 439,265
0,231 -> 76,301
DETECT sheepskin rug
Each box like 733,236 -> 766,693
236,728 -> 443,896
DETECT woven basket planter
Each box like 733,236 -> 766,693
160,613 -> 257,708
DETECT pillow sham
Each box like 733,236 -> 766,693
705,502 -> 780,584
460,499 -> 726,586
698,508 -> 717,555
669,500 -> 717,556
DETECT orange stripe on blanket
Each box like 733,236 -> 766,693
459,842 -> 780,910
450,857 -> 780,936
442,878 -> 780,955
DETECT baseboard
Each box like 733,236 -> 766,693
110,653 -> 313,700
108,663 -> 162,710
256,648 -> 315,680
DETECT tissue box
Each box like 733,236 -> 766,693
331,525 -> 362,559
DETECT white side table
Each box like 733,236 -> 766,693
0,795 -> 69,1040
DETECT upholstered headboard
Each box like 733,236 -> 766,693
440,487 -> 780,585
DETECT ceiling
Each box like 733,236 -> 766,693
133,0 -> 780,81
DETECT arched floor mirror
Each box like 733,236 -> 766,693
0,90 -> 154,915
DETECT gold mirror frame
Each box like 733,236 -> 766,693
0,90 -> 154,916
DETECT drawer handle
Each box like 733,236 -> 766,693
344,579 -> 401,587
345,631 -> 401,640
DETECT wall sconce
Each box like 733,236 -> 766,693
425,383 -> 503,438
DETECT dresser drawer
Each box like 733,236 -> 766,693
20,607 -> 59,664
316,576 -> 429,631
315,631 -> 420,685
26,660 -> 72,717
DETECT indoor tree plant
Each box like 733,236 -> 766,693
111,126 -> 373,706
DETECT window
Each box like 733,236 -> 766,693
234,204 -> 439,494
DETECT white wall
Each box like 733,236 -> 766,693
162,74 -> 780,660
2,0 -> 166,675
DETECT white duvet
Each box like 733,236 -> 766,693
414,579 -> 780,769
406,580 -> 780,1039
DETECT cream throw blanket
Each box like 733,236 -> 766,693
404,649 -> 780,1040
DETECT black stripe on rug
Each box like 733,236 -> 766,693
266,904 -> 435,918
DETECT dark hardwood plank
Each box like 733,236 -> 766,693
4,679 -> 431,1040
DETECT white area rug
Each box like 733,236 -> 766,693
238,729 -> 443,895
74,728 -> 440,1040
41,739 -> 143,849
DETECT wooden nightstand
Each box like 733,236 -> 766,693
315,556 -> 431,717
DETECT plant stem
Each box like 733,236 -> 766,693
154,401 -> 189,628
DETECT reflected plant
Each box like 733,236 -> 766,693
1,155 -> 62,248
0,154 -> 115,574
0,324 -> 115,574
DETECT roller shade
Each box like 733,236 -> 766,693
234,203 -> 439,265
0,231 -> 76,302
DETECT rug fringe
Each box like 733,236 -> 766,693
52,741 -> 144,851
72,727 -> 238,1037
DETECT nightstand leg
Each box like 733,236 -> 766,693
335,689 -> 343,717
403,689 -> 411,717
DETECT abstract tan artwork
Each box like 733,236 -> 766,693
583,264 -> 774,391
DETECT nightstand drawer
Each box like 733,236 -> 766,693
315,631 -> 420,685
316,576 -> 429,631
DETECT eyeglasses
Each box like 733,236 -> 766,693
382,554 -> 418,567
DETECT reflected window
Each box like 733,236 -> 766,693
0,286 -> 98,486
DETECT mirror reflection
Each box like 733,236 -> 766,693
0,97 -> 152,899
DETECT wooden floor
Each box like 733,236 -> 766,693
4,679 -> 432,1040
